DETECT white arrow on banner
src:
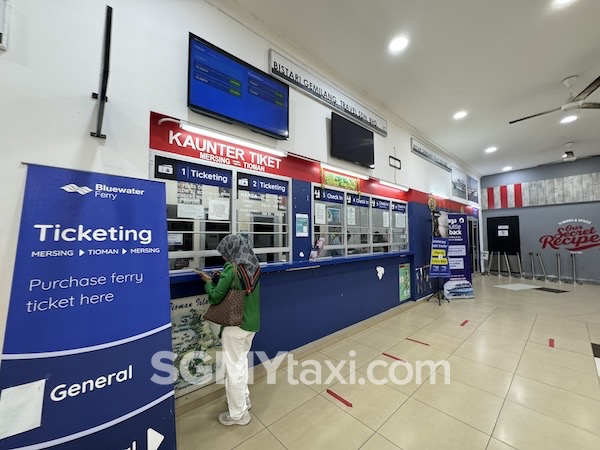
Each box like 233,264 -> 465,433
122,248 -> 127,254
147,428 -> 164,450
79,249 -> 85,256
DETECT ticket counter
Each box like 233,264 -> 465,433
170,251 -> 414,365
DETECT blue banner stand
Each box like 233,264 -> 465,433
0,165 -> 176,449
427,210 -> 451,305
444,213 -> 475,299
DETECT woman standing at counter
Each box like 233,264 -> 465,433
197,234 -> 261,426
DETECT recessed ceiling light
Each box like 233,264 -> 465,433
485,146 -> 497,153
453,111 -> 468,120
560,115 -> 577,124
388,36 -> 409,53
502,166 -> 512,171
553,0 -> 576,8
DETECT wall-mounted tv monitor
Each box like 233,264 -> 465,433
330,112 -> 375,169
188,33 -> 289,140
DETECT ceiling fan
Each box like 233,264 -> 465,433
509,74 -> 600,124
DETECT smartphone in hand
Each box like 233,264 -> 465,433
192,268 -> 211,280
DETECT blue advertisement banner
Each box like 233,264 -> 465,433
237,173 -> 288,196
313,187 -> 344,204
447,213 -> 472,282
429,237 -> 451,278
0,165 -> 175,449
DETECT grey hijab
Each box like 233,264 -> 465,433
216,234 -> 260,280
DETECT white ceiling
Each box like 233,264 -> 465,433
211,0 -> 600,176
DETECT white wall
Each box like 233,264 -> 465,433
0,0 -> 478,352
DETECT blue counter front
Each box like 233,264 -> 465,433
170,253 -> 414,361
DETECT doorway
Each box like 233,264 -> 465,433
486,216 -> 521,255
468,217 -> 480,273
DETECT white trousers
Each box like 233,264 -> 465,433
221,326 -> 255,419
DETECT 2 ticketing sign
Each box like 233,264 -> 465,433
0,165 -> 175,449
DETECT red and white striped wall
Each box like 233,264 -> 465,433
482,184 -> 525,209
481,173 -> 600,210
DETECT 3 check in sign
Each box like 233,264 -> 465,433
0,165 -> 176,449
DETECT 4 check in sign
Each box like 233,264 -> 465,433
0,165 -> 176,449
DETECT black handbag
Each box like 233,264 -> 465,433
202,264 -> 246,327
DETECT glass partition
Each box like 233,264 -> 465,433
391,202 -> 409,251
235,172 -> 289,263
312,185 -> 409,258
371,198 -> 391,253
347,193 -> 371,255
313,187 -> 346,257
154,155 -> 291,270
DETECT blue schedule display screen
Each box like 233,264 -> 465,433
0,165 -> 176,449
188,33 -> 290,140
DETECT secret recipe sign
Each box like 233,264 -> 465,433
539,219 -> 600,251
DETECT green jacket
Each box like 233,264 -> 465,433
204,262 -> 260,332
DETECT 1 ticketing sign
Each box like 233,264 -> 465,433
155,154 -> 232,188
0,165 -> 175,449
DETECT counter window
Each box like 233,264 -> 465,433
371,198 -> 391,253
312,185 -> 409,258
313,187 -> 346,257
391,202 -> 409,251
235,173 -> 290,263
155,155 -> 233,271
347,194 -> 371,255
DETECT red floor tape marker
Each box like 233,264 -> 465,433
549,338 -> 555,348
460,320 -> 469,327
406,338 -> 430,346
382,352 -> 406,362
326,389 -> 353,407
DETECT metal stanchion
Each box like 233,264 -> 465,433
503,252 -> 512,278
487,251 -> 494,276
516,252 -> 523,279
537,253 -> 548,281
556,253 -> 562,283
497,251 -> 502,277
571,253 -> 581,285
529,252 -> 535,280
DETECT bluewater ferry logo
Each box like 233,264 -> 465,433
61,184 -> 93,195
61,183 -> 146,201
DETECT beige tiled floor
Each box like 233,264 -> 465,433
176,276 -> 600,449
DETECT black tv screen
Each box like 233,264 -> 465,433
188,33 -> 289,140
330,112 -> 375,169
